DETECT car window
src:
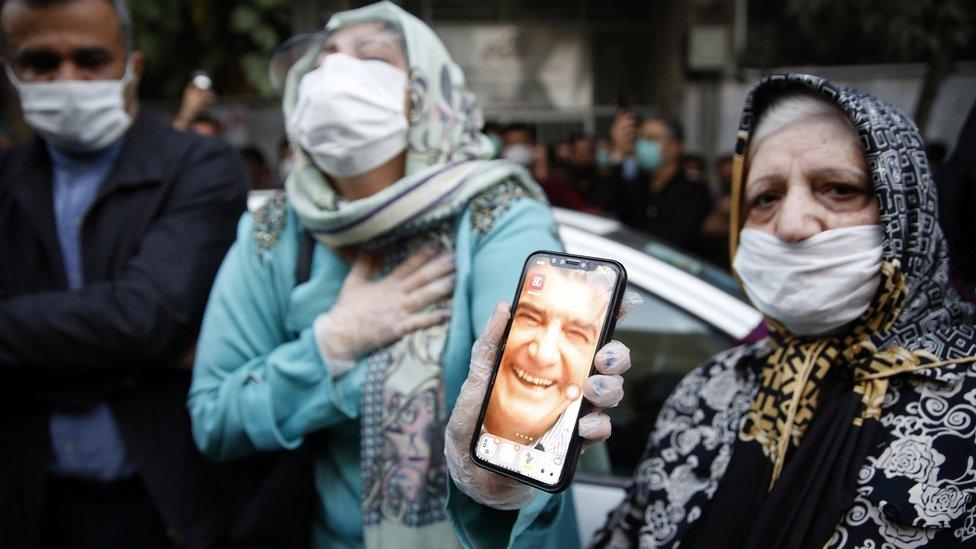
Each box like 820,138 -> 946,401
579,284 -> 733,480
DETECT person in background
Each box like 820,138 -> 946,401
566,133 -> 601,201
172,72 -> 216,132
187,3 -> 619,546
0,130 -> 10,150
699,153 -> 734,268
553,139 -> 574,168
499,122 -> 537,169
595,113 -> 713,252
240,144 -> 274,190
569,134 -> 595,167
594,137 -> 613,179
605,109 -> 636,175
680,152 -> 706,183
0,0 -> 248,546
714,152 -> 734,194
448,72 -> 976,549
501,123 -> 598,213
187,112 -> 222,137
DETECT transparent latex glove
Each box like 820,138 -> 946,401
445,300 -> 633,510
314,243 -> 455,374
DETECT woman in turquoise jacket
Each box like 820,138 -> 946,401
188,3 -> 624,547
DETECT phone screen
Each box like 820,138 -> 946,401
475,253 -> 619,487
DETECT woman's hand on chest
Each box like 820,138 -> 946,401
312,242 -> 457,372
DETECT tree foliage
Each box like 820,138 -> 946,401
785,0 -> 975,65
786,0 -> 975,129
131,0 -> 289,100
744,0 -> 975,130
745,0 -> 976,68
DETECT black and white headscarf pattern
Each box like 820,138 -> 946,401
591,73 -> 976,548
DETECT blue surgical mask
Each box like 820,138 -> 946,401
595,149 -> 612,169
635,138 -> 662,172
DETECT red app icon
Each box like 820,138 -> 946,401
529,274 -> 545,290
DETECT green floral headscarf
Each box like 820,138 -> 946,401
282,1 -> 537,248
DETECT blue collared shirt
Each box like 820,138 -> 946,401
47,139 -> 136,481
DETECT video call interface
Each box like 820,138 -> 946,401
478,254 -> 616,485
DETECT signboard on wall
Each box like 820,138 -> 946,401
434,24 -> 593,111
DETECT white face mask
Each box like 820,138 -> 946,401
502,144 -> 534,168
5,60 -> 135,153
733,225 -> 884,337
290,53 -> 408,178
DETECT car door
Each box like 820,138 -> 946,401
570,282 -> 737,542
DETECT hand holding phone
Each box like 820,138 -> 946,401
444,302 -> 537,510
444,251 -> 630,505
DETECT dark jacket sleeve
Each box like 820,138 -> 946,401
672,181 -> 713,251
0,138 -> 247,384
590,166 -> 628,219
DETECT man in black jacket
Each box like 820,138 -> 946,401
595,114 -> 713,253
0,0 -> 247,546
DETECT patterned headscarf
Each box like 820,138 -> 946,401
283,2 -> 495,175
731,74 -> 975,344
727,74 -> 976,487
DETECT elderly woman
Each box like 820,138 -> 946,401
188,2 -> 623,547
446,73 -> 976,547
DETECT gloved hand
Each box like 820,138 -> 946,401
445,301 -> 632,510
313,243 -> 455,374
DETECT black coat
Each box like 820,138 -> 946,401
0,109 -> 248,548
593,166 -> 713,252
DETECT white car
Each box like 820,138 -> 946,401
247,194 -> 760,541
552,208 -> 760,542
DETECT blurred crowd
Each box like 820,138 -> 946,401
169,78 -> 289,193
487,116 -> 734,268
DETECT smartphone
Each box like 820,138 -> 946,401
470,250 -> 627,492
